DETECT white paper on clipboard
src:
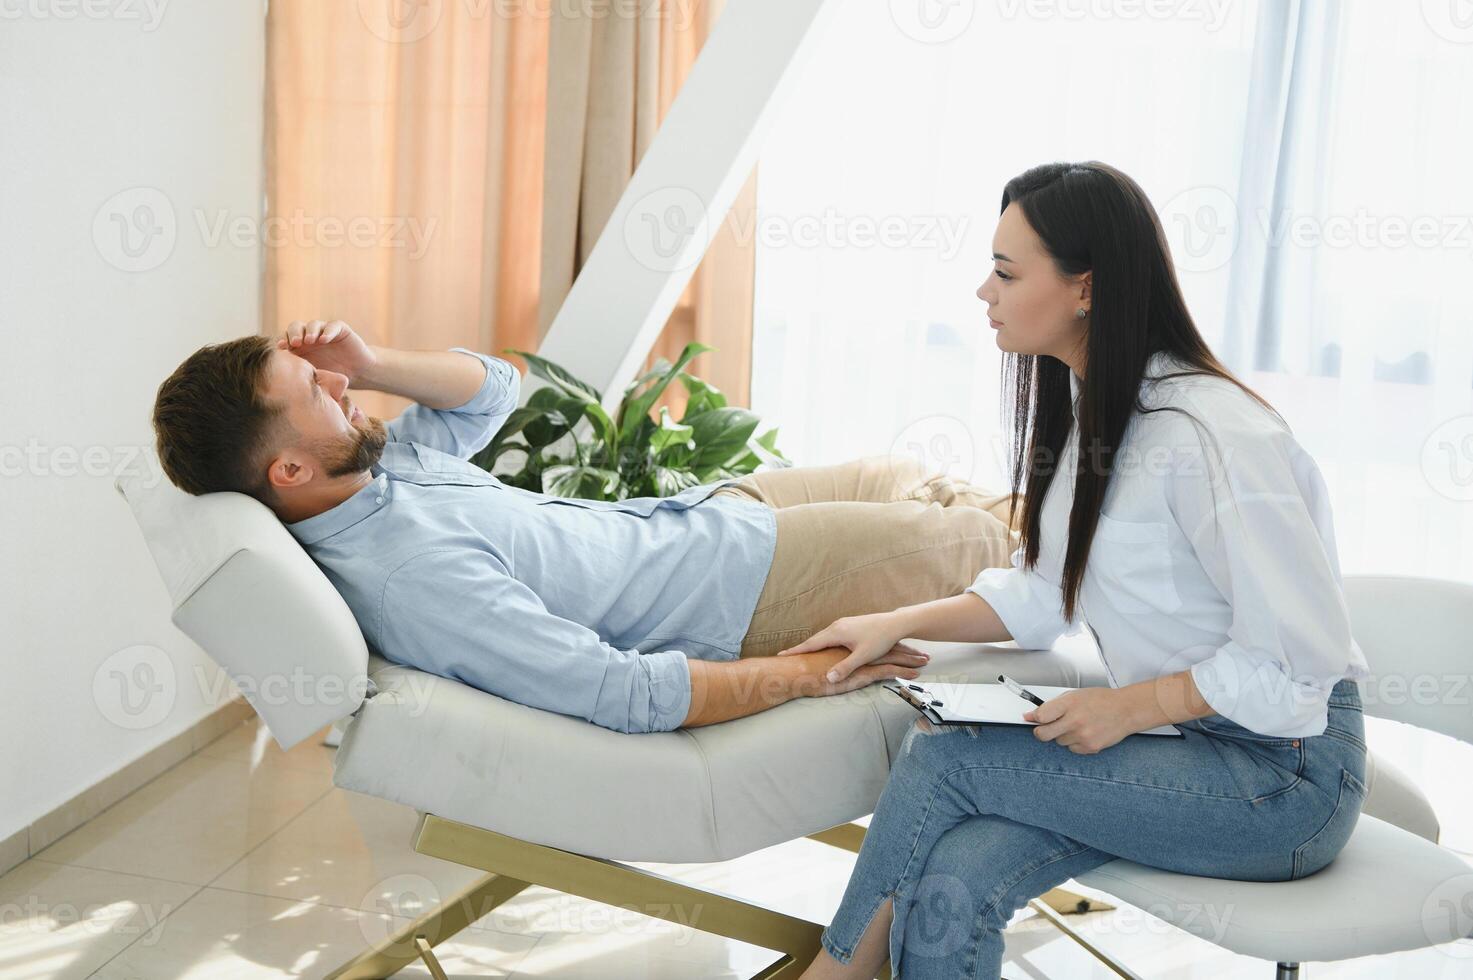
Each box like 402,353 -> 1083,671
887,681 -> 1183,737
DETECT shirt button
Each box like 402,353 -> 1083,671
374,496 -> 384,504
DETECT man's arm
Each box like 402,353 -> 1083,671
277,321 -> 520,458
378,547 -> 925,733
682,648 -> 926,727
355,345 -> 490,410
278,319 -> 493,410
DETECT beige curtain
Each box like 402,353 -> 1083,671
538,0 -> 757,415
265,0 -> 753,420
264,0 -> 548,420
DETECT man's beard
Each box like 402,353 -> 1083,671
314,415 -> 388,479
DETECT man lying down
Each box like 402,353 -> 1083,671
151,320 -> 1020,733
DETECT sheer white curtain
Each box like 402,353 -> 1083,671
751,0 -> 1473,584
751,0 -> 1262,491
1217,0 -> 1473,584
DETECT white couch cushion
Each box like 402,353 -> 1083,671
331,637 -> 1109,863
115,455 -> 370,750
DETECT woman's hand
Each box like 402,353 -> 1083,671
777,612 -> 927,684
1025,687 -> 1140,754
276,319 -> 378,382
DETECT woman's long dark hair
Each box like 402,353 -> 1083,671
1001,161 -> 1278,621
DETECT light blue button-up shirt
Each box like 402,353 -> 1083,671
285,348 -> 778,733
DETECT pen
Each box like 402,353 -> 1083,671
998,673 -> 1045,707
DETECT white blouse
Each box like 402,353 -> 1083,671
968,351 -> 1370,737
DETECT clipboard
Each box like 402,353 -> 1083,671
886,680 -> 1183,738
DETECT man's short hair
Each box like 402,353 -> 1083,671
152,335 -> 291,502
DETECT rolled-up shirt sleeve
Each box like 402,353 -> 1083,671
385,347 -> 521,460
1164,416 -> 1355,737
965,545 -> 1080,650
376,548 -> 692,733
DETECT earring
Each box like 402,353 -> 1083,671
1076,307 -> 1088,319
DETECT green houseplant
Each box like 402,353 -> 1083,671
470,342 -> 788,500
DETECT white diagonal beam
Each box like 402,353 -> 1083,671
533,0 -> 837,411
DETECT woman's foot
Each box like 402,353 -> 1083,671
798,896 -> 893,979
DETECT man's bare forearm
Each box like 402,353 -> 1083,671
353,346 -> 490,409
682,649 -> 866,728
892,592 -> 1013,644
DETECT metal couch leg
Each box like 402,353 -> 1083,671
413,936 -> 449,980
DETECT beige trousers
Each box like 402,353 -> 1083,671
711,455 -> 1020,659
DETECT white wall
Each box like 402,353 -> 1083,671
0,1 -> 265,841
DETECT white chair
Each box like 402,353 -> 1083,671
1069,574 -> 1473,978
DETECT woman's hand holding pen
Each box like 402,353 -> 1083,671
1025,686 -> 1147,755
777,611 -> 929,684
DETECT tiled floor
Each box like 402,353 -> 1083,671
3,716 -> 1470,979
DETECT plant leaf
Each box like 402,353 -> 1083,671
649,407 -> 694,457
621,360 -> 672,402
472,405 -> 543,470
505,349 -> 602,403
689,406 -> 761,471
678,374 -> 727,420
581,400 -> 619,454
617,342 -> 714,443
542,464 -> 621,499
650,466 -> 702,497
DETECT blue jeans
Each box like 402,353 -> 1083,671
821,679 -> 1368,979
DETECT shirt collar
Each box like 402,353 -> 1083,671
285,466 -> 391,546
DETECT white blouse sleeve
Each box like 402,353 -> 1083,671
1163,410 -> 1356,737
965,545 -> 1081,650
